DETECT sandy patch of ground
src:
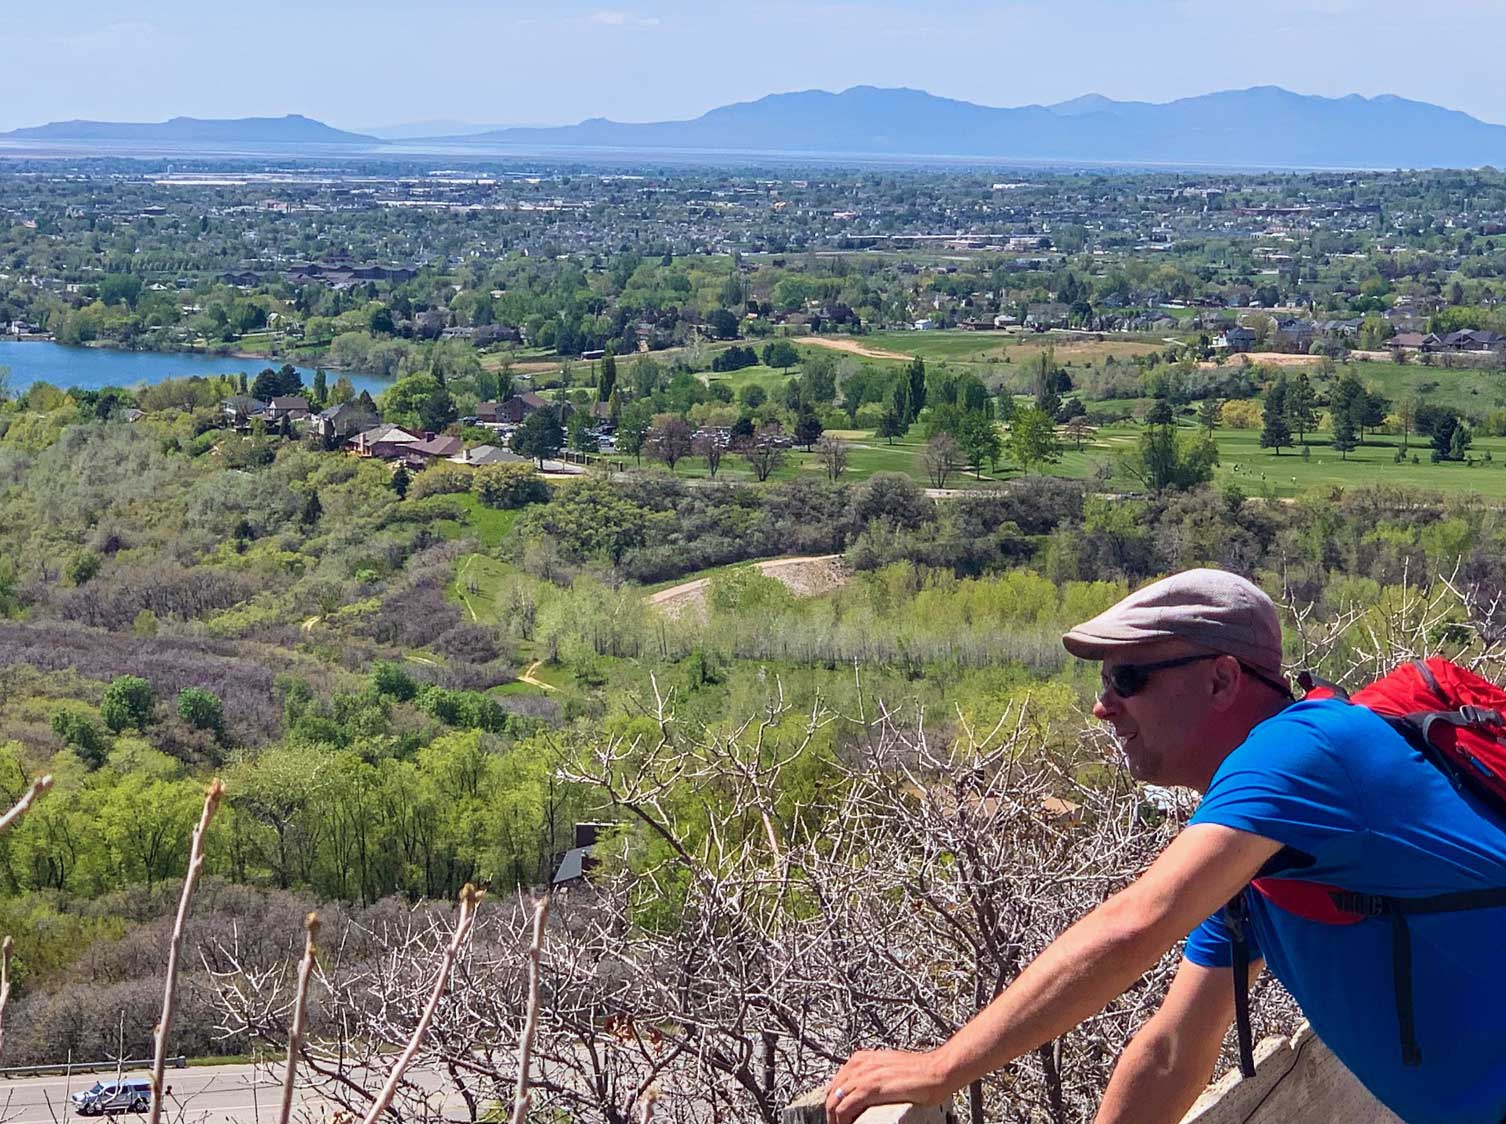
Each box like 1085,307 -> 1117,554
798,337 -> 915,361
647,554 -> 848,619
1198,353 -> 1324,370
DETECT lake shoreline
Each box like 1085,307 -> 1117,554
0,340 -> 391,398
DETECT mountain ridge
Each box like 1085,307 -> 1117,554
425,85 -> 1506,168
7,89 -> 1506,168
0,114 -> 382,145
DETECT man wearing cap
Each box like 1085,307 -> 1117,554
825,568 -> 1506,1124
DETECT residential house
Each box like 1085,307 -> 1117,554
552,823 -> 613,888
1386,332 -> 1428,351
1024,302 -> 1068,329
400,433 -> 464,468
314,400 -> 381,442
1273,318 -> 1316,350
1438,329 -> 1506,352
448,444 -> 529,467
497,392 -> 568,424
265,396 -> 310,424
348,424 -> 421,459
222,396 -> 267,426
1217,326 -> 1257,352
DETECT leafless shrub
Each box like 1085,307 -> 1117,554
202,680 -> 1299,1124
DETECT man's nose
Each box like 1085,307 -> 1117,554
1092,691 -> 1117,721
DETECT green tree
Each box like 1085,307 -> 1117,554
371,661 -> 418,701
890,378 -> 912,426
52,711 -> 109,769
956,411 -> 1002,477
1197,397 -> 1223,435
762,340 -> 799,369
379,374 -> 457,434
566,411 -> 597,453
390,463 -> 411,499
876,406 -> 908,445
793,408 -> 824,450
1286,374 -> 1317,444
176,688 -> 224,737
598,348 -> 618,402
1259,376 -> 1291,455
300,490 -> 323,527
511,409 -> 565,467
1451,423 -> 1473,461
907,356 -> 927,417
474,463 -> 548,509
616,400 -> 654,464
1008,405 -> 1062,473
1331,398 -> 1358,459
1130,423 -> 1219,494
311,369 -> 328,409
101,675 -> 155,732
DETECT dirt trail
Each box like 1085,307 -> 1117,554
647,555 -> 848,618
517,660 -> 558,691
797,337 -> 915,361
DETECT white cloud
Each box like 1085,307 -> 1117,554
585,9 -> 661,27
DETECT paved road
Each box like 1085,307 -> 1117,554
0,1063 -> 469,1124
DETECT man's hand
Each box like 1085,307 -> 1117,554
824,1048 -> 951,1124
821,825 -> 1280,1124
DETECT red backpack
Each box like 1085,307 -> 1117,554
1225,657 -> 1506,1078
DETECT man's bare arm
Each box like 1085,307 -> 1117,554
824,824 -> 1280,1124
1094,956 -> 1263,1124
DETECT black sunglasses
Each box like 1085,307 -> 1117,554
1101,653 -> 1293,700
1101,653 -> 1219,698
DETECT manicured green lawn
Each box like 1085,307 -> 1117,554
1342,357 -> 1506,418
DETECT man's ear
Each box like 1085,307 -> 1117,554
1209,654 -> 1243,709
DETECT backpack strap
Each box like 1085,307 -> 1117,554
1262,883 -> 1506,1068
1225,891 -> 1257,1079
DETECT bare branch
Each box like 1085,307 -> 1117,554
149,777 -> 224,1124
0,936 -> 12,1058
277,912 -> 321,1124
0,774 -> 52,835
359,883 -> 486,1124
509,895 -> 550,1124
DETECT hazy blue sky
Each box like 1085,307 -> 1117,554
7,0 -> 1506,131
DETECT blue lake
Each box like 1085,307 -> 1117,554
0,341 -> 392,399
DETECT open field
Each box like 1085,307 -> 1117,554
658,420 -> 1506,497
859,329 -> 1165,367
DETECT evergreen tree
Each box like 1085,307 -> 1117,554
890,378 -> 911,426
599,348 -> 617,403
311,368 -> 328,409
1197,397 -> 1223,435
1330,397 -> 1358,460
390,464 -> 410,499
876,407 -> 907,445
1260,375 -> 1291,455
300,490 -> 323,527
1286,374 -> 1316,444
907,356 -> 927,417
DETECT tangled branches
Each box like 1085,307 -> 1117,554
207,677 -> 1304,1124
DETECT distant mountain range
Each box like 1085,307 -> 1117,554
7,88 -> 1506,167
0,114 -> 380,145
432,85 -> 1506,168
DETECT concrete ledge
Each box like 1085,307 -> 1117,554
1180,1025 -> 1400,1124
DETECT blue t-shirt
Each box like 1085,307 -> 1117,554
1184,698 -> 1506,1123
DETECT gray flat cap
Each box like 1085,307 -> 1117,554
1062,568 -> 1284,677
